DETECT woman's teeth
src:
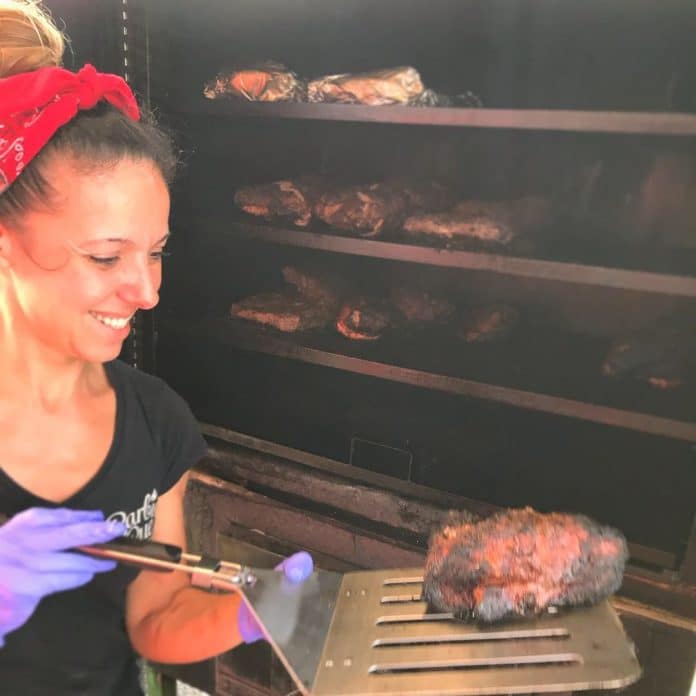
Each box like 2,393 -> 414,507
91,312 -> 132,330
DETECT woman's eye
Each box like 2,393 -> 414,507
149,250 -> 171,262
88,255 -> 120,267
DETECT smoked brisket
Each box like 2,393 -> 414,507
423,507 -> 628,623
457,304 -> 520,344
314,183 -> 409,237
601,325 -> 694,390
234,177 -> 323,227
230,292 -> 334,333
390,286 -> 455,324
336,297 -> 401,340
402,197 -> 552,247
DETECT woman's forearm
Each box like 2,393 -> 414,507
128,586 -> 244,663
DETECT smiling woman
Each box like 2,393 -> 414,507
0,2 -> 314,695
5,156 -> 171,363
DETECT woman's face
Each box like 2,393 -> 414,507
1,156 -> 171,363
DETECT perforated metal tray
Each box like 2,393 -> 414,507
307,569 -> 642,696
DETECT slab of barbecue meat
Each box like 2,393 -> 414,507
204,61 -> 305,102
314,183 -> 409,237
402,196 -> 552,247
403,204 -> 516,246
336,297 -> 402,340
601,325 -> 694,390
423,507 -> 628,623
234,177 -> 324,227
457,304 -> 520,344
395,180 -> 455,214
230,292 -> 334,333
307,66 -> 425,106
281,265 -> 341,309
390,285 -> 455,324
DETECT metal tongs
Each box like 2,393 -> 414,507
85,535 -> 344,695
79,534 -> 262,591
0,518 -> 342,695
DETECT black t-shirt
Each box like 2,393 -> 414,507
0,360 -> 208,696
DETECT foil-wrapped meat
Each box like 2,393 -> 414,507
457,304 -> 520,344
390,286 -> 455,324
423,507 -> 628,623
601,326 -> 693,390
204,61 -> 305,102
402,197 -> 552,247
414,90 -> 484,108
336,297 -> 401,340
314,183 -> 409,237
230,292 -> 334,333
307,66 -> 425,106
234,178 -> 323,227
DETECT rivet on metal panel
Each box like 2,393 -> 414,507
324,660 -> 334,668
345,590 -> 351,597
343,659 -> 352,667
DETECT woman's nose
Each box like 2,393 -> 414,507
118,261 -> 161,309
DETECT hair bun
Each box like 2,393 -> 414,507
0,1 -> 65,78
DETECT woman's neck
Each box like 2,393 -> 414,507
0,307 -> 99,411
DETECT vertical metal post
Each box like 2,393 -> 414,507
679,512 -> 696,584
117,0 -> 156,372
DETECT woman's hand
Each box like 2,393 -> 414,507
237,551 -> 314,644
0,507 -> 126,646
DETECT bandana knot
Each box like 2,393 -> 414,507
0,64 -> 140,194
74,64 -> 108,111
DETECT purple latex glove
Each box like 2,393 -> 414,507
237,551 -> 314,644
0,508 -> 126,647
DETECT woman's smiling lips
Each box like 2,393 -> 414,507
89,311 -> 134,331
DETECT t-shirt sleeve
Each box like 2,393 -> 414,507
156,384 -> 208,494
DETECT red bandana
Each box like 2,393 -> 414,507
0,63 -> 139,194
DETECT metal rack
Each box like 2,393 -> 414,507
161,317 -> 696,443
185,99 -> 696,135
216,220 -> 696,297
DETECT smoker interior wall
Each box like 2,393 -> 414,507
145,0 -> 696,112
155,329 -> 695,562
141,2 -> 696,568
42,0 -> 123,75
136,0 -> 696,572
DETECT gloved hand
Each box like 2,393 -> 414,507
237,551 -> 314,644
0,508 -> 126,647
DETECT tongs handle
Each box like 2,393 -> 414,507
81,536 -> 183,572
0,512 -> 248,589
0,512 -> 182,572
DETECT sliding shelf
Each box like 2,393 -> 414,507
185,99 -> 696,135
218,221 -> 696,297
167,317 -> 696,443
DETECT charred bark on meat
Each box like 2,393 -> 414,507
423,507 -> 628,623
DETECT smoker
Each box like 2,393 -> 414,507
48,1 -> 695,694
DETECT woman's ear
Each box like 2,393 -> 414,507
0,222 -> 14,269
